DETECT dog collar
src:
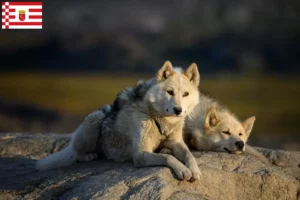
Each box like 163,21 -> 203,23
154,119 -> 163,135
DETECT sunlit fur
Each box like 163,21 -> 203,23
36,61 -> 202,180
186,97 -> 255,154
112,80 -> 268,163
147,67 -> 199,118
185,92 -> 268,163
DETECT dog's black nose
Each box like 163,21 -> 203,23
173,107 -> 182,115
235,141 -> 244,150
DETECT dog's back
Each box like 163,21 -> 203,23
112,78 -> 155,111
36,61 -> 202,182
112,81 -> 269,164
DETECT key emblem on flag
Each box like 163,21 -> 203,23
2,2 -> 42,29
18,10 -> 26,21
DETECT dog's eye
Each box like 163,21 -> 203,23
222,131 -> 230,135
183,92 -> 189,97
239,133 -> 243,136
167,90 -> 174,96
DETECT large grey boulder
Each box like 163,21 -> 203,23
0,133 -> 299,200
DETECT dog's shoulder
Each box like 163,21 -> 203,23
112,78 -> 155,111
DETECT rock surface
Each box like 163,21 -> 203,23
0,133 -> 299,200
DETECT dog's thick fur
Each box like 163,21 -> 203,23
108,79 -> 268,163
36,61 -> 201,181
183,92 -> 268,163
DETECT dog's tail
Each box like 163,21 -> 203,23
36,142 -> 77,170
36,105 -> 111,171
245,144 -> 269,164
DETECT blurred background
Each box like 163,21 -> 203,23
0,0 -> 299,150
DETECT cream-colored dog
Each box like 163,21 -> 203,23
110,80 -> 268,163
36,61 -> 202,181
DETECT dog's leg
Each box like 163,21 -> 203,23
130,122 -> 192,180
77,153 -> 98,162
245,144 -> 269,164
36,107 -> 108,170
73,109 -> 108,162
73,121 -> 100,162
36,121 -> 99,170
159,148 -> 173,155
133,151 -> 193,180
162,140 -> 201,180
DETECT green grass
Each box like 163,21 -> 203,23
0,72 -> 299,134
0,72 -> 148,115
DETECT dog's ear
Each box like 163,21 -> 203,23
242,116 -> 256,137
204,107 -> 220,129
156,61 -> 174,81
184,63 -> 200,87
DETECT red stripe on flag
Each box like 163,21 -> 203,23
2,2 -> 5,5
1,22 -> 5,25
1,15 -> 15,19
28,8 -> 42,12
1,9 -> 16,12
29,15 -> 42,19
9,22 -> 42,25
8,2 -> 42,6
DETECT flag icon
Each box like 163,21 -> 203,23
2,2 -> 42,29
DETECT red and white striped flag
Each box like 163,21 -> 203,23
2,2 -> 42,29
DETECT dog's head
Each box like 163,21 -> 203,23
203,107 -> 255,154
147,61 -> 200,117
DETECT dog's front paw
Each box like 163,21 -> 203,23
173,163 -> 192,180
186,162 -> 201,181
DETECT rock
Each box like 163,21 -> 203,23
0,133 -> 299,200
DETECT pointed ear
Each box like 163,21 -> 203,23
242,116 -> 256,137
204,107 -> 220,129
184,63 -> 200,87
156,61 -> 174,81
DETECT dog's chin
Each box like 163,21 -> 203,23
164,113 -> 177,117
164,112 -> 185,118
223,148 -> 243,154
234,151 -> 243,155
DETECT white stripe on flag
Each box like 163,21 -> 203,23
4,12 -> 43,15
8,25 -> 42,29
6,5 -> 42,9
9,19 -> 42,22
1,16 -> 42,22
